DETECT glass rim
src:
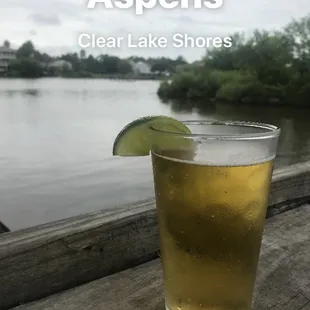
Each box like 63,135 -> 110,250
149,120 -> 281,140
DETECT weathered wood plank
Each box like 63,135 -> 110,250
0,200 -> 158,310
1,161 -> 310,309
14,204 -> 310,310
267,161 -> 310,217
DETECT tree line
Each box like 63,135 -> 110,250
158,14 -> 310,107
2,40 -> 188,78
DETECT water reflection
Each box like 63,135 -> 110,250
164,100 -> 310,168
24,89 -> 40,96
1,89 -> 41,97
161,99 -> 218,116
170,100 -> 194,113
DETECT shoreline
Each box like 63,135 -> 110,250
0,74 -> 169,81
161,98 -> 310,109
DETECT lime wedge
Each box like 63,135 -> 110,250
113,116 -> 192,156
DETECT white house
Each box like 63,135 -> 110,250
48,60 -> 73,71
130,61 -> 152,75
0,45 -> 16,73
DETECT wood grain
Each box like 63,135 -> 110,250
267,161 -> 310,217
1,161 -> 310,309
15,204 -> 310,310
0,200 -> 158,310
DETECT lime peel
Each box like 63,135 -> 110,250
112,116 -> 192,156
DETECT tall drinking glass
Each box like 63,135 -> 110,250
149,121 -> 280,310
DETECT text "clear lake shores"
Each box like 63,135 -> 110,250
87,0 -> 223,15
78,34 -> 233,49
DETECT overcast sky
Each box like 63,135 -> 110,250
1,0 -> 310,61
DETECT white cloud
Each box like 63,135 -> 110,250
1,0 -> 310,61
29,13 -> 62,25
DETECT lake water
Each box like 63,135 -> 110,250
0,78 -> 310,230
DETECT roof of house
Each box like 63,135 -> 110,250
133,61 -> 150,68
49,60 -> 72,67
0,46 -> 15,52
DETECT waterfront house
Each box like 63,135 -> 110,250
130,61 -> 152,75
0,45 -> 16,74
48,60 -> 73,71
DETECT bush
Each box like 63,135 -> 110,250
215,82 -> 248,102
294,83 -> 310,106
264,85 -> 285,104
208,70 -> 256,85
157,70 -> 210,100
215,81 -> 278,104
156,66 -> 305,107
8,58 -> 43,78
239,82 -> 266,103
157,81 -> 171,98
158,67 -> 261,103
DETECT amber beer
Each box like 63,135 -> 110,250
151,149 -> 274,310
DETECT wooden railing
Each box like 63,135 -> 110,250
0,161 -> 310,310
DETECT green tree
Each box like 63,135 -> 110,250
3,40 -> 10,48
97,55 -> 121,74
157,16 -> 310,105
284,15 -> 310,85
285,14 -> 310,60
150,58 -> 174,73
8,59 -> 43,78
175,56 -> 187,66
32,51 -> 52,63
84,55 -> 99,74
16,41 -> 35,59
117,60 -> 133,74
80,49 -> 86,59
204,33 -> 246,70
204,30 -> 292,85
61,53 -> 80,72
237,30 -> 292,84
151,61 -> 169,73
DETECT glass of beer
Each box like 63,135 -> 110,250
149,121 -> 280,310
